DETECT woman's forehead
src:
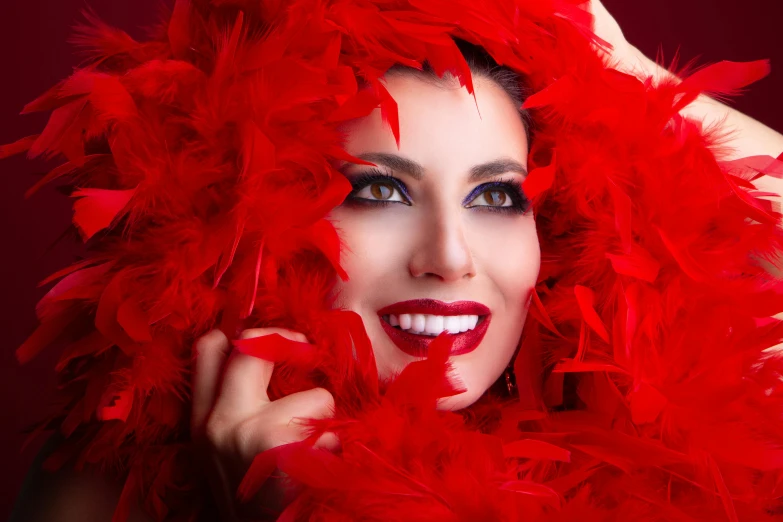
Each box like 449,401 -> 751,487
341,74 -> 529,173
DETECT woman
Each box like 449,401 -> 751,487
7,0 -> 783,520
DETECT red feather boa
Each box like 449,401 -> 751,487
4,0 -> 783,520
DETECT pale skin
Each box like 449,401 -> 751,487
11,2 -> 783,521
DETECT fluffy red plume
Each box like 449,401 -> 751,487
5,0 -> 783,520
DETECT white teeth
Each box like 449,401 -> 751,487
459,315 -> 470,332
459,315 -> 471,333
399,314 -> 412,330
444,316 -> 461,333
386,313 -> 482,336
424,315 -> 444,335
412,314 -> 426,334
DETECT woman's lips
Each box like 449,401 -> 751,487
377,299 -> 491,357
378,299 -> 490,317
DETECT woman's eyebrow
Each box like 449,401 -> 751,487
351,152 -> 424,179
348,152 -> 528,180
469,159 -> 528,180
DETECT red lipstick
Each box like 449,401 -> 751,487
377,299 -> 491,357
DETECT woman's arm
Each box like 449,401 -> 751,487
590,0 -> 783,209
625,45 -> 783,213
621,45 -> 783,162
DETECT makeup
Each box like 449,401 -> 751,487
377,299 -> 491,357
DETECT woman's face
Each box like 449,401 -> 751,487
328,72 -> 540,410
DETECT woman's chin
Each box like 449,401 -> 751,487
436,385 -> 482,411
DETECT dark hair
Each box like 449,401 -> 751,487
386,39 -> 533,144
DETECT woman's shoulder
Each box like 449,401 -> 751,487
10,432 -> 153,522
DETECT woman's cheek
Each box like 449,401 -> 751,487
468,214 -> 540,293
462,217 -> 538,401
329,209 -> 416,379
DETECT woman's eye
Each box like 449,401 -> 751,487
353,181 -> 405,202
467,188 -> 513,208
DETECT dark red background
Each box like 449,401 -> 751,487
1,0 -> 781,518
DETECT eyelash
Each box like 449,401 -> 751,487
345,169 -> 531,215
464,179 -> 531,214
348,170 -> 413,206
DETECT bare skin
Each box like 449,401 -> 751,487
190,328 -> 340,520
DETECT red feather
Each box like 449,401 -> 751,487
0,134 -> 38,159
605,244 -> 660,283
233,332 -> 317,366
503,439 -> 571,463
6,1 -> 783,521
573,285 -> 610,343
72,187 -> 137,241
523,156 -> 557,201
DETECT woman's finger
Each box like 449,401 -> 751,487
313,432 -> 341,452
269,387 -> 337,448
239,387 -> 337,455
213,328 -> 306,419
273,386 -> 335,425
191,329 -> 231,434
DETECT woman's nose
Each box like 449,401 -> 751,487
408,209 -> 477,282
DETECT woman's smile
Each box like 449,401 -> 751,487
377,299 -> 491,357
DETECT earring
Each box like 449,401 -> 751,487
504,364 -> 517,397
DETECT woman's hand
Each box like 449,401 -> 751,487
190,328 -> 339,521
